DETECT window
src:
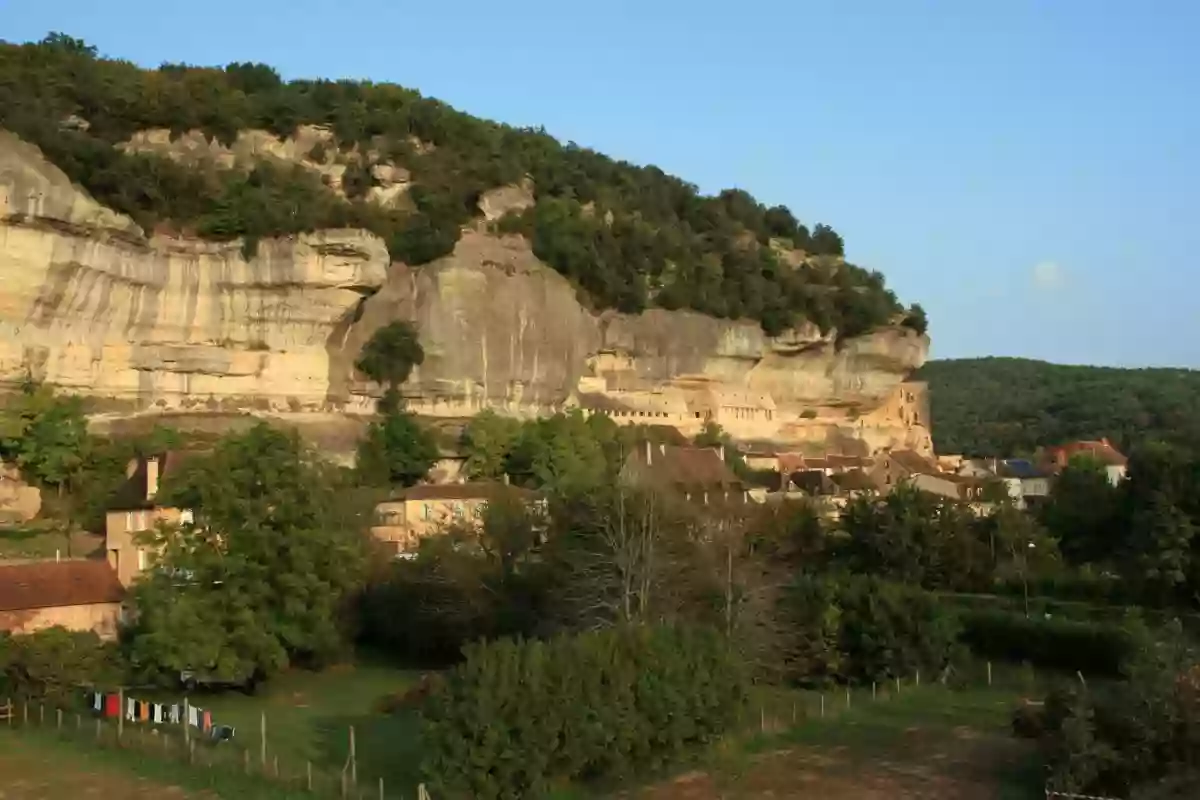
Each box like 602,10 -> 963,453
453,502 -> 465,520
137,549 -> 146,571
180,509 -> 194,525
422,503 -> 432,521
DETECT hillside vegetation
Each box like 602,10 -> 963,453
0,33 -> 924,338
918,357 -> 1200,456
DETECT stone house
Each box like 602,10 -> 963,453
1043,439 -> 1128,486
0,560 -> 125,640
105,452 -> 195,586
370,482 -> 541,555
620,441 -> 747,505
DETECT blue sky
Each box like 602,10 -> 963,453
3,0 -> 1198,367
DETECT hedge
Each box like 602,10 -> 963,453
419,625 -> 747,798
957,609 -> 1147,677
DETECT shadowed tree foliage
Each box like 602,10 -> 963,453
917,357 -> 1200,456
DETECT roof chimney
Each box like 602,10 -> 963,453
146,456 -> 161,501
502,472 -> 510,485
645,439 -> 652,466
716,446 -> 724,462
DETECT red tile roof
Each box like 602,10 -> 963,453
0,560 -> 125,612
1046,439 -> 1128,469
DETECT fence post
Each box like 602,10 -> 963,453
23,701 -> 28,726
845,687 -> 850,710
117,688 -> 124,740
261,711 -> 267,768
350,725 -> 357,787
379,777 -> 384,800
915,669 -> 920,688
872,682 -> 877,700
791,702 -> 797,724
987,661 -> 993,686
39,703 -> 44,725
759,705 -> 765,732
307,761 -> 313,792
820,693 -> 825,719
895,676 -> 901,694
95,718 -> 101,740
57,708 -> 62,729
76,713 -> 80,731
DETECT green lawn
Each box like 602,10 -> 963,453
154,661 -> 425,792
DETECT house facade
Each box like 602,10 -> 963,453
370,482 -> 539,555
104,452 -> 194,586
0,560 -> 125,640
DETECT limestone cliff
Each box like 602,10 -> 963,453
0,130 -> 931,455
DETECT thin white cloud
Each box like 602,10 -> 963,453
1031,261 -> 1066,291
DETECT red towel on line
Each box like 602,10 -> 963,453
104,693 -> 120,718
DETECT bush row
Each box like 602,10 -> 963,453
419,625 -> 747,798
957,608 -> 1147,677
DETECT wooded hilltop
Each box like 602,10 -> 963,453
0,33 -> 925,340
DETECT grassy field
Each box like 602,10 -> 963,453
144,660 -> 425,792
631,681 -> 1044,800
1,660 -> 422,799
2,659 -> 1046,799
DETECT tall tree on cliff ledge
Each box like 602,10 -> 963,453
356,320 -> 425,413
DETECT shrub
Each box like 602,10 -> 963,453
420,625 -> 747,798
958,609 -> 1146,677
0,627 -> 126,704
778,576 -> 962,686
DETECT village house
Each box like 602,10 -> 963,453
105,452 -> 195,586
0,559 -> 125,640
996,459 -> 1054,510
370,482 -> 541,555
1043,438 -> 1128,486
620,441 -> 747,505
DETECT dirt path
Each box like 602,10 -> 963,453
0,739 -> 204,800
635,727 -> 1034,799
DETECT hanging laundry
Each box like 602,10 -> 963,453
126,698 -> 136,721
104,693 -> 120,718
187,705 -> 200,728
150,703 -> 161,724
92,692 -> 102,712
138,701 -> 150,722
169,704 -> 180,725
202,710 -> 212,733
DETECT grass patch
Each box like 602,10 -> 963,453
135,659 -> 425,792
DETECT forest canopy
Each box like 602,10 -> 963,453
0,33 -> 921,338
918,357 -> 1200,456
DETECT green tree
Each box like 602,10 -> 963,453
1039,455 -> 1122,566
127,423 -> 368,684
460,409 -> 522,480
1124,492 -> 1195,604
355,409 -> 439,488
355,321 -> 425,411
0,381 -> 90,494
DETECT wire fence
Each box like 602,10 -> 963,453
0,697 -> 428,799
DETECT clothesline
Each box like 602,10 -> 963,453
87,689 -> 233,740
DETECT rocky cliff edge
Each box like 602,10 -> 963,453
0,130 -> 931,454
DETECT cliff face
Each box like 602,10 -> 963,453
0,131 -> 930,454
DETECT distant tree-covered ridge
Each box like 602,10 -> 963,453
0,33 -> 924,339
917,357 -> 1200,456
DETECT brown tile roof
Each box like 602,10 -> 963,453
831,469 -> 878,492
394,482 -> 539,502
626,443 -> 743,490
0,560 -> 125,612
